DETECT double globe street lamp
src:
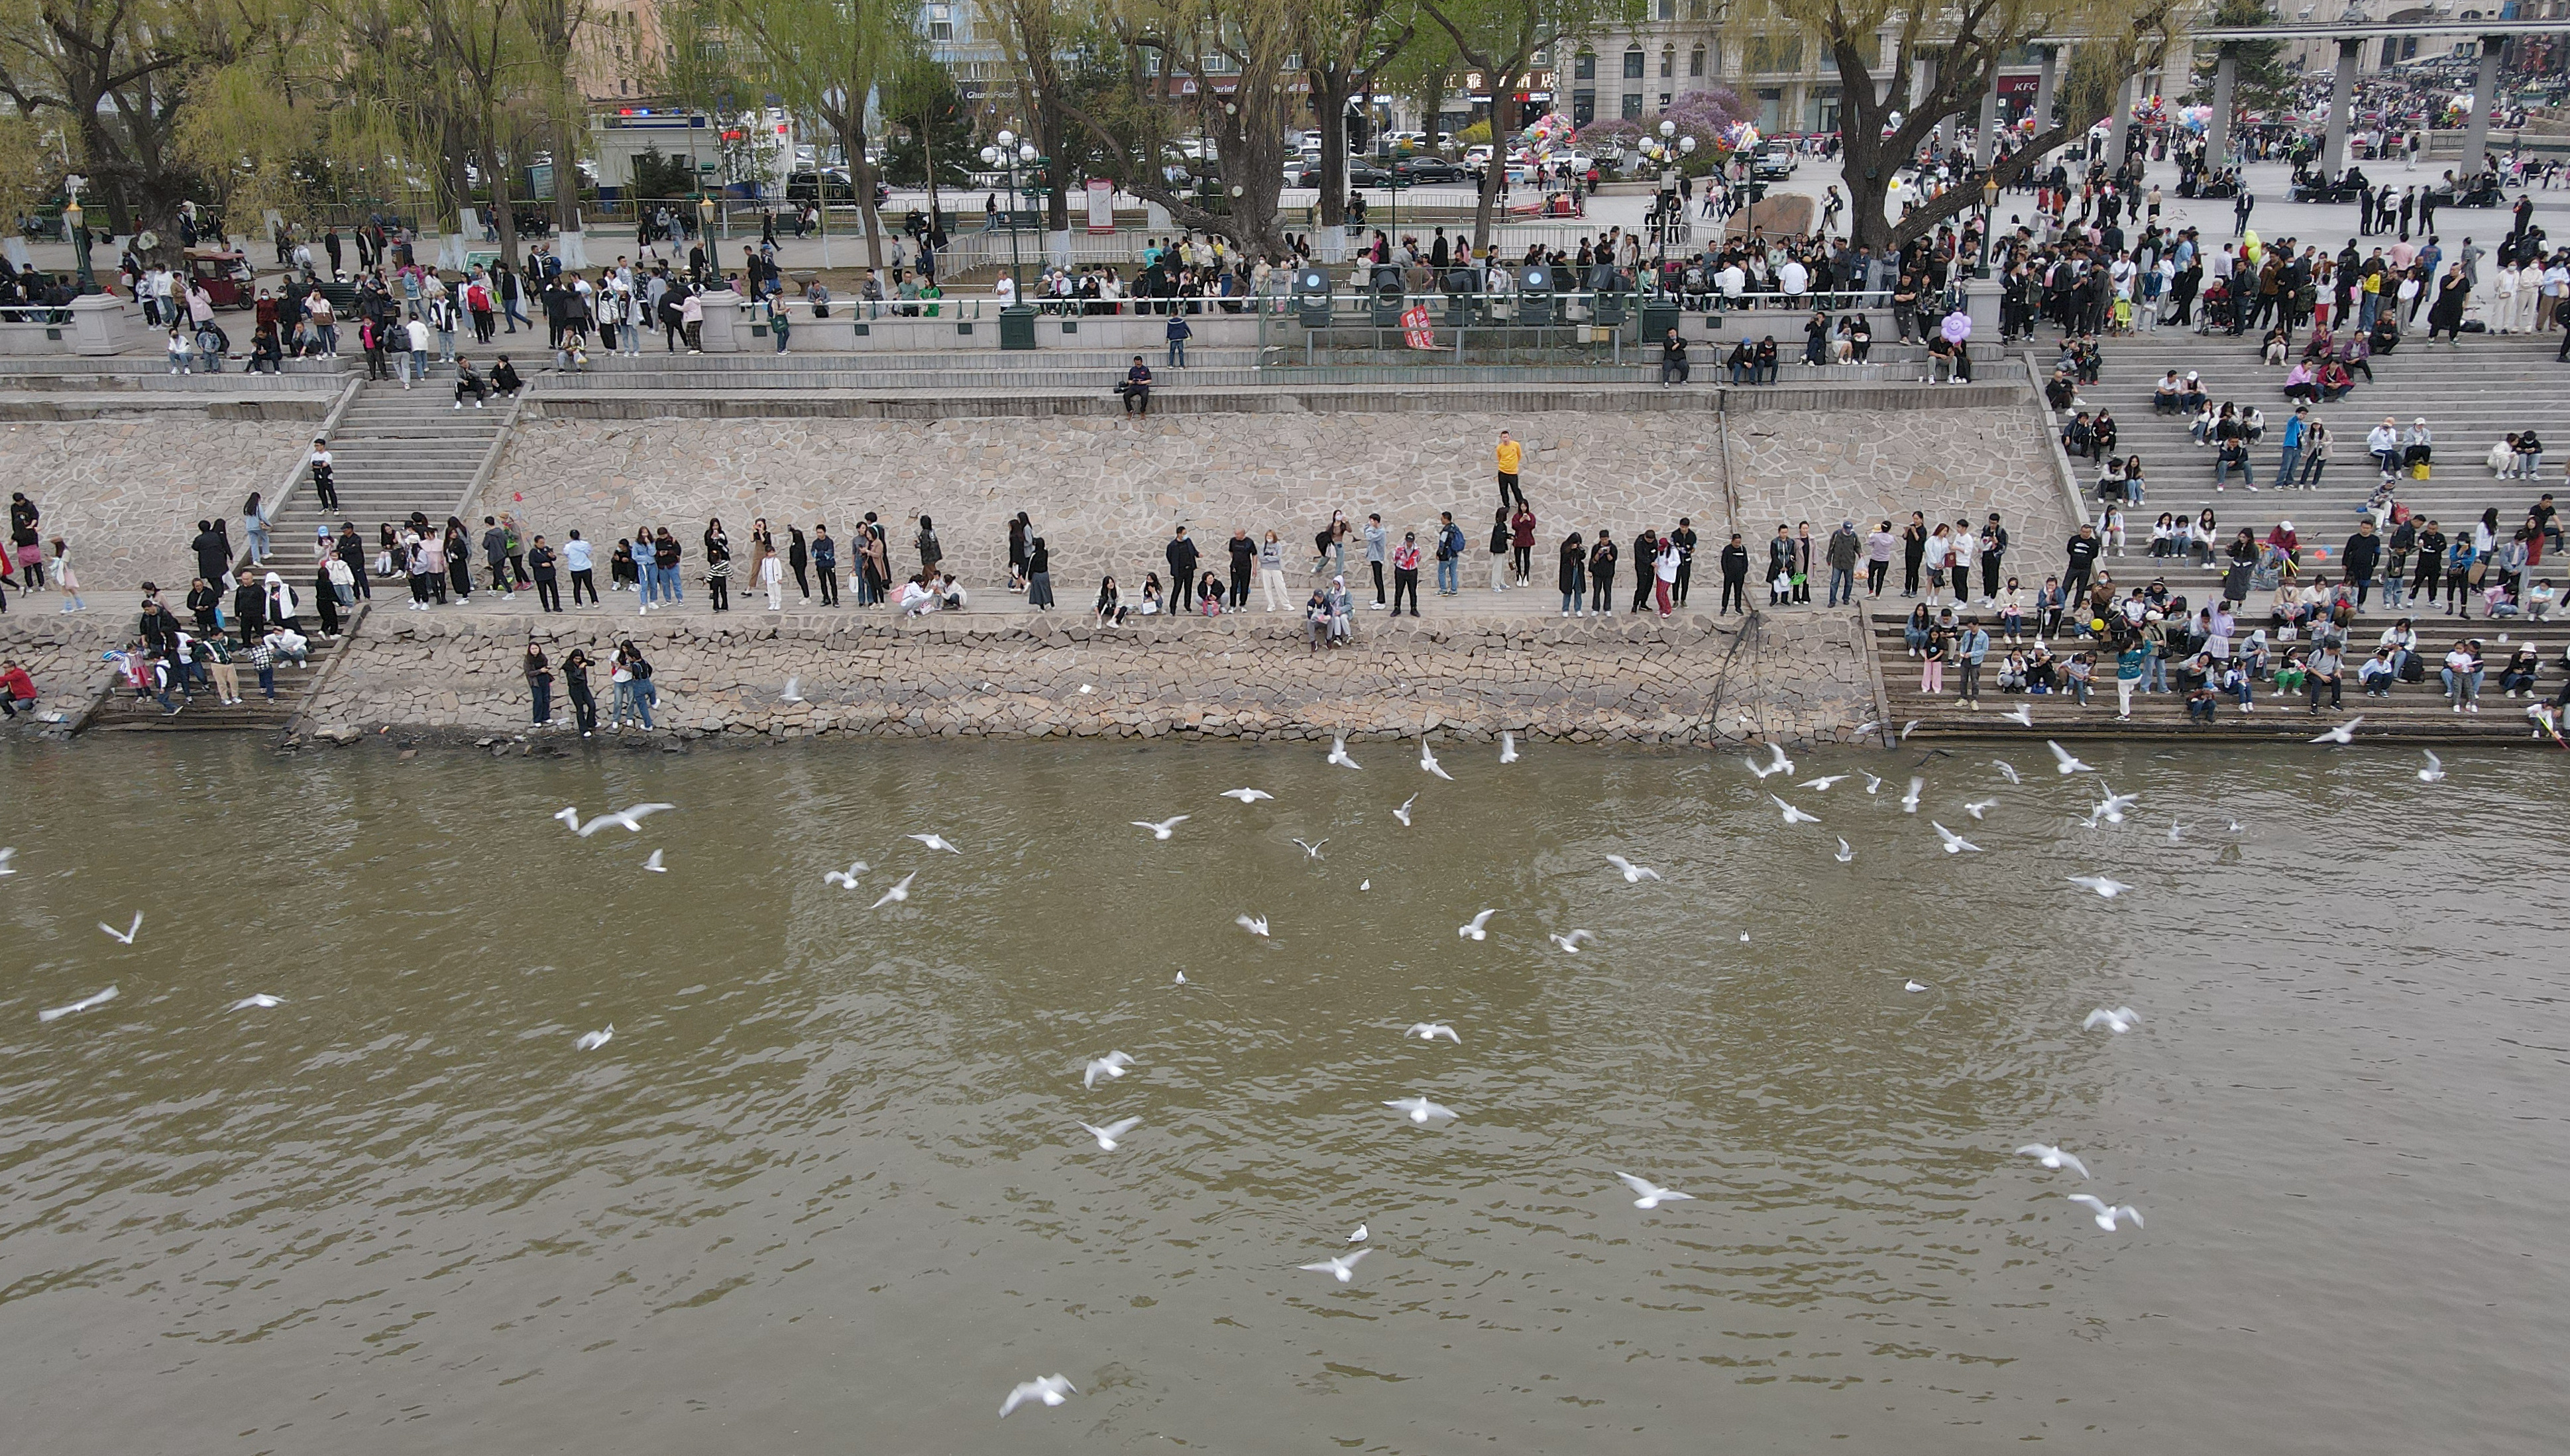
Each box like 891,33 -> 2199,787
979,130 -> 1043,347
1638,119 -> 1697,259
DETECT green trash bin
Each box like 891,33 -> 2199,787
1640,298 -> 1681,345
999,304 -> 1038,351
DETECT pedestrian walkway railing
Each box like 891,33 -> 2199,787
1249,284 -> 1898,364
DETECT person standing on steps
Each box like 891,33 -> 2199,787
1824,520 -> 1861,608
916,515 -> 942,581
525,641 -> 553,725
1226,527 -> 1256,610
1363,514 -> 1387,610
1260,530 -> 1290,612
1900,511 -> 1927,597
1435,511 -> 1463,596
810,525 -> 838,607
1718,532 -> 1750,614
1588,528 -> 1618,616
562,647 -> 598,736
1164,525 -> 1198,604
1495,431 -> 1525,509
1669,518 -> 1698,607
1390,531 -> 1423,616
1509,501 -> 1537,587
528,535 -> 561,612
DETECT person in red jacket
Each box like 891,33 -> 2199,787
1508,503 -> 1537,585
0,659 -> 36,718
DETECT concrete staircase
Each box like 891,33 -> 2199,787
83,604 -> 368,734
272,374 -> 516,547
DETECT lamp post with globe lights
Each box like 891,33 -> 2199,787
1638,121 -> 1696,261
979,130 -> 1043,346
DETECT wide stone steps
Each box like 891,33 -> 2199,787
1859,612 -> 2567,743
85,656 -> 327,733
269,378 -> 515,547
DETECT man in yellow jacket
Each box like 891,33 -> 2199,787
1496,431 -> 1526,509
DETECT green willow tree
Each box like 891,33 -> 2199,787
726,0 -> 913,268
2188,0 -> 2296,120
1416,0 -> 1632,250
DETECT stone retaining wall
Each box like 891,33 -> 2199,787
5,418 -> 308,592
0,614 -> 127,726
304,608 -> 1878,747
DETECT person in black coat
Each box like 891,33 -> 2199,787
2341,521 -> 2382,606
192,520 -> 231,585
231,573 -> 266,643
1718,533 -> 1752,614
1164,526 -> 1198,596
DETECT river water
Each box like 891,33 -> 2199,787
3,737 -> 2564,1453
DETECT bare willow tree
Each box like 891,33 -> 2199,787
520,0 -> 594,247
1748,0 -> 2184,252
1300,0 -> 1412,248
1415,0 -> 1633,251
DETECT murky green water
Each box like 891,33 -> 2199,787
3,738 -> 2565,1453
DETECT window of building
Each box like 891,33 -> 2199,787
1623,46 -> 1645,80
1657,0 -> 1675,17
1622,92 -> 1644,119
1689,44 -> 1706,77
1686,0 -> 1707,17
1744,34 -> 1801,75
1575,50 -> 1596,80
1572,88 -> 1596,125
1660,46 -> 1674,78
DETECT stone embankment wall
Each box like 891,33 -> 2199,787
0,614 -> 128,724
304,609 -> 1877,747
482,406 -> 2068,596
4,419 -> 307,592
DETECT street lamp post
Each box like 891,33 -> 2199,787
63,176 -> 93,294
1978,174 -> 2000,279
1638,121 -> 1696,265
978,131 -> 1043,349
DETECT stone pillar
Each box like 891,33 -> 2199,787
1976,85 -> 2001,170
2321,38 -> 2360,178
2461,38 -> 2505,177
2033,46 -> 2060,142
67,292 -> 133,355
2208,46 -> 2237,165
2103,74 -> 2137,168
697,290 -> 744,351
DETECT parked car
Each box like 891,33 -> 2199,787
785,168 -> 860,205
1294,160 -> 1396,189
1392,157 -> 1471,185
1752,142 -> 1797,180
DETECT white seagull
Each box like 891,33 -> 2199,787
1457,909 -> 1498,940
2418,750 -> 2445,783
1548,929 -> 1596,953
2308,715 -> 2367,745
2047,740 -> 2094,775
1131,814 -> 1190,840
229,993 -> 284,1010
1221,787 -> 1274,803
2001,704 -> 2036,727
1963,798 -> 1997,820
1901,777 -> 1924,813
2067,1194 -> 2144,1231
869,871 -> 916,909
2166,822 -> 2186,844
38,985 -> 118,1023
575,1025 -> 614,1050
1799,774 -> 1848,791
1770,795 -> 1820,825
551,807 -> 583,832
1746,741 -> 1795,779
2017,1144 -> 2092,1178
2066,875 -> 2135,898
1406,1021 -> 1461,1042
1383,1095 -> 1459,1125
1419,739 -> 1454,780
0,846 -> 15,874
1904,980 -> 1928,992
779,675 -> 805,702
1348,1223 -> 1369,1244
2083,1006 -> 2141,1034
1614,1172 -> 1697,1210
97,912 -> 142,944
1834,838 -> 1855,864
1235,913 -> 1270,938
1392,793 -> 1417,827
1604,854 -> 1661,883
1082,1050 -> 1135,1089
1291,838 -> 1328,860
642,849 -> 666,873
1930,822 -> 1982,854
999,1374 -> 1076,1418
1327,734 -> 1361,769
907,832 -> 962,854
1498,732 -> 1520,763
823,860 -> 871,888
1298,1249 -> 1374,1282
1992,759 -> 2022,785
576,803 -> 676,837
1862,773 -> 1883,794
1078,1116 -> 1143,1150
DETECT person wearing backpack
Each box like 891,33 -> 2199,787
1434,512 -> 1464,596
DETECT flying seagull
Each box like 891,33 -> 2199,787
2001,704 -> 2035,727
2418,750 -> 2445,782
1406,1021 -> 1461,1042
1221,787 -> 1274,803
1745,742 -> 1795,779
2308,715 -> 2367,746
1930,822 -> 1982,854
2067,1194 -> 2143,1231
1614,1172 -> 1696,1210
2047,740 -> 2094,775
1499,732 -> 1520,764
1899,777 -> 1923,813
229,993 -> 284,1010
779,675 -> 805,702
1963,798 -> 1997,820
823,861 -> 870,889
1291,838 -> 1328,860
1834,838 -> 1855,864
38,985 -> 118,1023
1235,913 -> 1270,938
641,849 -> 666,873
2066,875 -> 2135,898
2166,822 -> 2186,844
1082,1051 -> 1134,1089
575,803 -> 676,837
1131,814 -> 1190,840
907,832 -> 962,854
1604,854 -> 1660,883
97,912 -> 142,944
1298,1249 -> 1374,1282
1078,1116 -> 1143,1151
999,1375 -> 1076,1418
1383,1095 -> 1459,1125
575,1025 -> 614,1051
1457,909 -> 1497,940
1993,759 -> 2022,785
1327,734 -> 1361,769
2017,1144 -> 2092,1178
1549,929 -> 1596,953
1799,774 -> 1848,791
869,871 -> 916,909
1419,739 -> 1454,781
0,846 -> 16,874
2083,1006 -> 2140,1034
1770,795 -> 1820,825
1862,773 -> 1883,794
1392,794 -> 1417,828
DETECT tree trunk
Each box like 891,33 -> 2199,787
481,139 -> 520,268
1312,70 -> 1354,232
